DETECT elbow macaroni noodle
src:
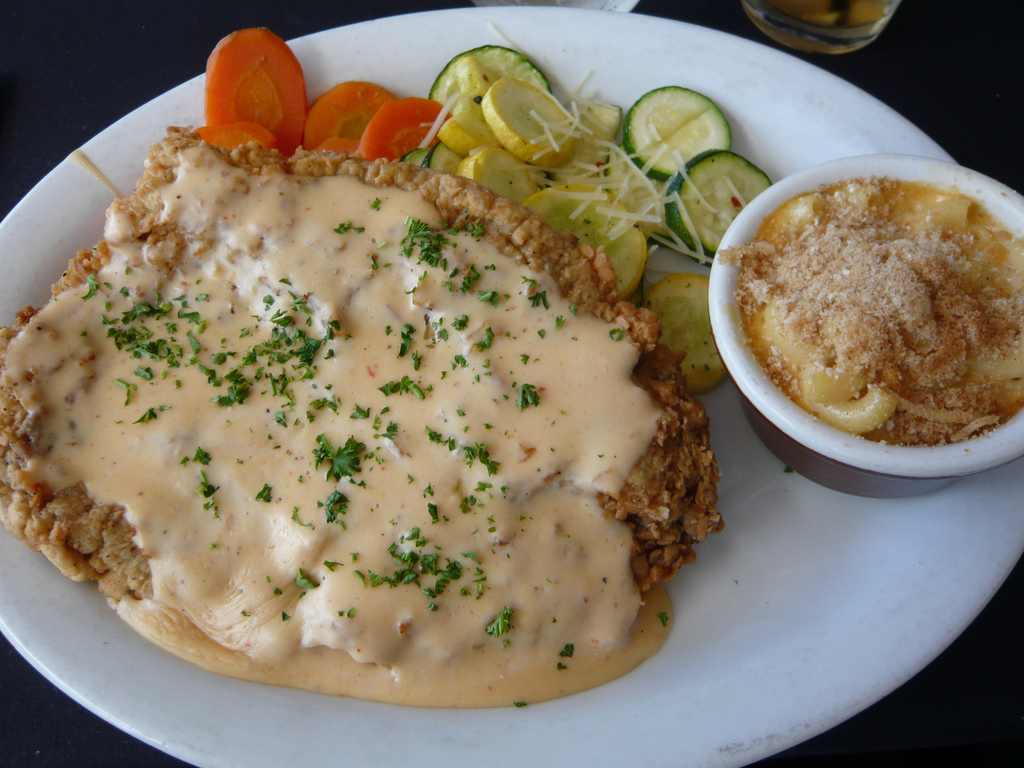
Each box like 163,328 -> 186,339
760,299 -> 899,434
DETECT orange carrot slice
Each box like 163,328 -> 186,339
303,81 -> 397,151
205,28 -> 307,155
197,121 -> 279,150
357,97 -> 444,161
313,136 -> 361,155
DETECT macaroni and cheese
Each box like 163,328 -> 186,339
724,177 -> 1024,446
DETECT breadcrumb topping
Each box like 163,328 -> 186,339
725,177 -> 1024,445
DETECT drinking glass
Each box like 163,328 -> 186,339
741,0 -> 903,53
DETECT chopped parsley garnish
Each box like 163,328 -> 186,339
516,383 -> 540,411
133,408 -> 158,424
378,376 -> 425,400
197,471 -> 219,499
334,221 -> 365,234
425,426 -> 452,447
400,217 -> 451,270
459,264 -> 482,292
474,327 -> 494,351
485,606 -> 514,638
359,530 -> 466,607
397,323 -> 415,358
132,405 -> 168,424
319,489 -> 350,523
211,380 -> 251,408
462,442 -> 500,475
313,434 -> 365,482
113,378 -> 137,405
83,274 -> 100,300
310,395 -> 339,415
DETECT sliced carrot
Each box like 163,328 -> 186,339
197,121 -> 279,150
357,97 -> 444,161
314,136 -> 361,155
205,27 -> 307,155
303,81 -> 397,151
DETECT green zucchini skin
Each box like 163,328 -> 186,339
423,143 -> 462,174
665,150 -> 771,256
429,45 -> 550,104
622,86 -> 731,181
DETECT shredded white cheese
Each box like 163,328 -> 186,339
418,92 -> 461,149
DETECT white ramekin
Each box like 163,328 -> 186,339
708,154 -> 1024,497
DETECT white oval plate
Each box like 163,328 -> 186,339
1,9 -> 1021,768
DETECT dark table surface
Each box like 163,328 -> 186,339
1,1 -> 1022,766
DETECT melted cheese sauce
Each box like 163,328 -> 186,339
5,146 -> 668,706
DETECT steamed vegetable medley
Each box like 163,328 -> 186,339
198,30 -> 767,393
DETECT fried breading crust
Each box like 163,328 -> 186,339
0,130 -> 719,599
606,344 -> 722,589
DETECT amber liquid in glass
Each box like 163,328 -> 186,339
741,0 -> 899,53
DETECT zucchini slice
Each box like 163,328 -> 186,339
643,272 -> 725,394
423,142 -> 463,174
548,99 -> 622,182
437,102 -> 498,156
400,147 -> 431,166
623,86 -> 731,181
455,147 -> 541,203
429,45 -> 550,104
431,49 -> 549,157
523,185 -> 647,298
665,150 -> 771,256
481,77 -> 575,167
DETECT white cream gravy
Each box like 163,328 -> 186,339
5,145 -> 667,706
